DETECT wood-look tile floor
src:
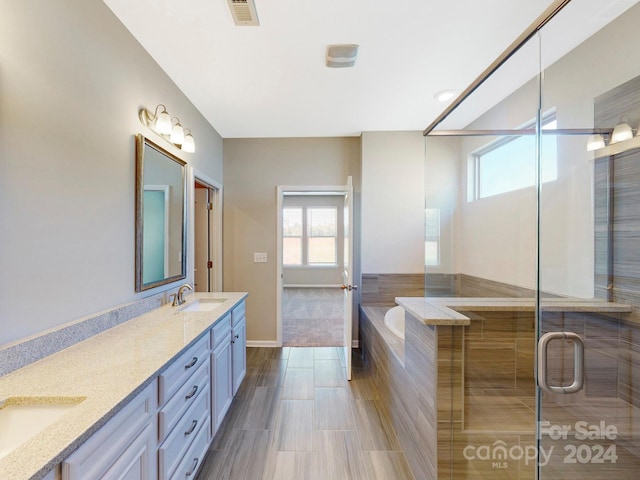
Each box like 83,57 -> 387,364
196,347 -> 415,480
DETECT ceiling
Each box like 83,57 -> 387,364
102,0 -> 636,138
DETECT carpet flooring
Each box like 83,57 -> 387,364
282,288 -> 343,347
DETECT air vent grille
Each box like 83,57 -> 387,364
227,0 -> 259,26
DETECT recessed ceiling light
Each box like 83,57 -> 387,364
435,90 -> 457,102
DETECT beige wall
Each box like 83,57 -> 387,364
223,138 -> 361,344
361,131 -> 426,274
0,0 -> 223,346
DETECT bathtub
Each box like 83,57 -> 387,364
384,306 -> 405,339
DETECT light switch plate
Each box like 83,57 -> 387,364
253,252 -> 268,263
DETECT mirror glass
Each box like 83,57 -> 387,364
135,134 -> 187,291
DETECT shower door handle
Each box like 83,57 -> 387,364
537,332 -> 585,394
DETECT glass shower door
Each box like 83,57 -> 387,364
424,1 -> 640,478
537,1 -> 640,478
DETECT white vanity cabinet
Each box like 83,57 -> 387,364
211,313 -> 233,434
158,335 -> 211,480
231,302 -> 247,396
61,380 -> 157,480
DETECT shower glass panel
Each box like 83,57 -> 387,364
424,1 -> 640,478
424,31 -> 541,479
537,0 -> 640,478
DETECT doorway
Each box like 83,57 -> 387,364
193,174 -> 222,292
276,188 -> 347,347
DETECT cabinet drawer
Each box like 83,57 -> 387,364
211,313 -> 231,350
159,383 -> 210,480
159,335 -> 210,406
231,301 -> 246,327
169,416 -> 210,480
159,361 -> 209,442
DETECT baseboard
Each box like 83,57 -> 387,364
247,340 -> 359,348
283,284 -> 342,288
247,340 -> 279,348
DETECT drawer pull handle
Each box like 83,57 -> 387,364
185,420 -> 198,435
185,385 -> 198,399
186,458 -> 199,477
185,357 -> 198,369
235,334 -> 239,339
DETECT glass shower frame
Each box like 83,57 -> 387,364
424,0 -> 640,478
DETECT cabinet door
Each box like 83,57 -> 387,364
100,422 -> 155,480
211,339 -> 232,434
231,319 -> 246,396
62,382 -> 157,480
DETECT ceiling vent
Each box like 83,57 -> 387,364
227,0 -> 259,26
326,44 -> 359,68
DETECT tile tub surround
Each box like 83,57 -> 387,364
0,290 -> 171,377
0,292 -> 247,480
361,298 -> 639,479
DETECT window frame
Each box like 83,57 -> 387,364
283,205 -> 339,267
468,113 -> 557,201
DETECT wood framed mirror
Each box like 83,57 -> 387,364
135,134 -> 187,292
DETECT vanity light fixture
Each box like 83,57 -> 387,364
182,129 -> 195,153
139,104 -> 195,152
610,118 -> 633,144
586,134 -> 606,151
170,118 -> 185,146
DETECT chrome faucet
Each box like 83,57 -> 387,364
172,283 -> 193,306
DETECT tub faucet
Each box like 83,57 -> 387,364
173,283 -> 193,306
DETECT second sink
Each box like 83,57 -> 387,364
180,298 -> 226,312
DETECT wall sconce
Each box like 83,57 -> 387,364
139,104 -> 195,153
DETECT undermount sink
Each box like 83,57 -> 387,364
0,397 -> 85,460
180,298 -> 226,312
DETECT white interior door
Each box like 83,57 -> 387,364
342,176 -> 355,381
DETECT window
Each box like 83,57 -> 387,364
425,208 -> 440,267
469,116 -> 557,201
283,208 -> 303,265
283,206 -> 337,266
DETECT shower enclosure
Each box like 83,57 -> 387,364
424,0 -> 640,478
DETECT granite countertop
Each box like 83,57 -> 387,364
396,296 -> 633,326
0,292 -> 247,480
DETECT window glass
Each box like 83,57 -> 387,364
283,207 -> 302,265
307,208 -> 337,264
474,117 -> 557,200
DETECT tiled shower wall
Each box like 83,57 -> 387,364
591,74 -> 640,424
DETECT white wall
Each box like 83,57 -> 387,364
449,4 -> 640,297
361,131 -> 425,274
0,0 -> 223,346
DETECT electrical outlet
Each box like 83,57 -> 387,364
253,252 -> 268,263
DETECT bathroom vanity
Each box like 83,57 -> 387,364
0,292 -> 247,480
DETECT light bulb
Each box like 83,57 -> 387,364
611,122 -> 633,144
586,134 -> 605,151
155,108 -> 172,135
182,133 -> 195,153
170,123 -> 184,145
